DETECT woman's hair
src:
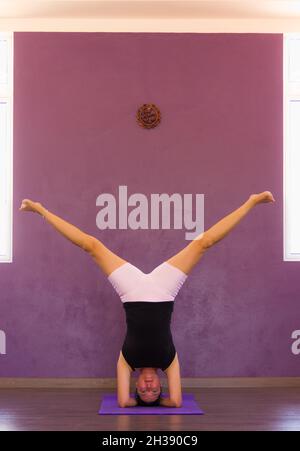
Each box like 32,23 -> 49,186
135,386 -> 163,407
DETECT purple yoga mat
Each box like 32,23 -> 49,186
98,393 -> 204,415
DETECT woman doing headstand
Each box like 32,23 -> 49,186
19,191 -> 275,407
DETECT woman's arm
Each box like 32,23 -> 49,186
117,351 -> 137,408
160,353 -> 182,408
19,199 -> 94,252
123,397 -> 138,407
159,397 -> 180,408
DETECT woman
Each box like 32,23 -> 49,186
19,191 -> 275,407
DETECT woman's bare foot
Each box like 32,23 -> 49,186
19,199 -> 42,213
250,191 -> 275,205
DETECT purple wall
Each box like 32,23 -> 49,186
0,32 -> 298,377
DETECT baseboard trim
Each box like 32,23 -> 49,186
0,377 -> 300,389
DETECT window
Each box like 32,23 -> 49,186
284,34 -> 300,261
0,33 -> 13,263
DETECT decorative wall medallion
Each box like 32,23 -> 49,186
136,103 -> 161,129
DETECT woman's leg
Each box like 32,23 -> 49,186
88,239 -> 128,277
19,199 -> 127,276
166,191 -> 275,275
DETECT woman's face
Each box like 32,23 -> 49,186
136,369 -> 161,403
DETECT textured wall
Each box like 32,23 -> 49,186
1,32 -> 297,377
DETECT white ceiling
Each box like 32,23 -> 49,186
1,1 -> 300,19
1,1 -> 300,31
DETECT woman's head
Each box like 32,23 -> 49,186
135,367 -> 162,405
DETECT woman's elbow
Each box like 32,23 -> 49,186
172,398 -> 182,408
118,400 -> 127,408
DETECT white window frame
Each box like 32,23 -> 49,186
0,32 -> 13,263
283,33 -> 300,261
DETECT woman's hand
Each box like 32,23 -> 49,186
19,199 -> 43,215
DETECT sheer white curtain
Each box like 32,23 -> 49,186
0,33 -> 13,262
284,34 -> 300,260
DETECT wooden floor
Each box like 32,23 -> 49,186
0,387 -> 300,431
